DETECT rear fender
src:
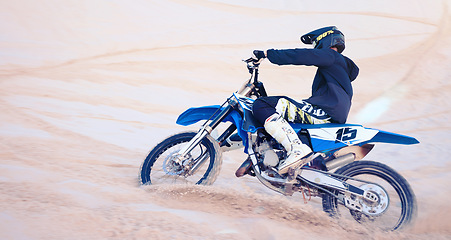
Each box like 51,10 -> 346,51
366,129 -> 419,145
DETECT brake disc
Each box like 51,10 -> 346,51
163,152 -> 187,175
359,183 -> 390,216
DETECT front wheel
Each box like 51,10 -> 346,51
140,132 -> 222,185
322,161 -> 417,231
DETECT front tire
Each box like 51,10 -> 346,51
140,132 -> 222,185
322,161 -> 417,231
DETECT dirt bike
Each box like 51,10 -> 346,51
139,58 -> 418,231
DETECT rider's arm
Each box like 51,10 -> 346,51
266,48 -> 335,67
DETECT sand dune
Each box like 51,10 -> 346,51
1,0 -> 450,239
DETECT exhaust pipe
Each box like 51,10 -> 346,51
325,153 -> 356,171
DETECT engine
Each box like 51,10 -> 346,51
253,132 -> 285,168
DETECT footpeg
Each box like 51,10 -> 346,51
286,167 -> 302,183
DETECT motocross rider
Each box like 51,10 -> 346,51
251,26 -> 359,174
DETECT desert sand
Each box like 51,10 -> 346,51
1,0 -> 450,239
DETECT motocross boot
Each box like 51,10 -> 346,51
264,113 -> 312,174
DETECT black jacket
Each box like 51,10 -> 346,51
267,48 -> 359,123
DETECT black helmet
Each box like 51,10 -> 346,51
300,26 -> 345,53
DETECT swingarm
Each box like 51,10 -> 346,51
298,169 -> 387,215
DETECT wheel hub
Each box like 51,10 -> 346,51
163,152 -> 188,175
359,183 -> 390,216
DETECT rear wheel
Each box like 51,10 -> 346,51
322,161 -> 417,231
140,132 -> 222,185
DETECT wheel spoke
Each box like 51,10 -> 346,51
321,161 -> 416,231
140,132 -> 222,186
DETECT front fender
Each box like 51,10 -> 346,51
176,105 -> 237,126
176,105 -> 253,152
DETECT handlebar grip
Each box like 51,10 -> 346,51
244,57 -> 255,63
243,57 -> 263,64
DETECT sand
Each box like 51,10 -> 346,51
1,0 -> 450,239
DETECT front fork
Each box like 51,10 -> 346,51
174,79 -> 258,165
175,104 -> 236,164
175,77 -> 258,162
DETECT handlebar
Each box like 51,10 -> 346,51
238,57 -> 267,97
243,57 -> 262,74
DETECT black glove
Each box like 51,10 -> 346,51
252,50 -> 266,61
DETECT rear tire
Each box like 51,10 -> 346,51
322,161 -> 417,231
140,132 -> 222,185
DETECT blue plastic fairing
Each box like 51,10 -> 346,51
176,105 -> 253,152
365,129 -> 419,145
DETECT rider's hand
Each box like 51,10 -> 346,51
252,50 -> 266,62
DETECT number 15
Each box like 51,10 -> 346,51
335,127 -> 357,143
